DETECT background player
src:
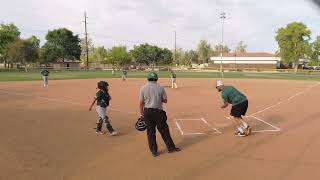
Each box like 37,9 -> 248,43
40,69 -> 50,88
170,70 -> 178,89
122,68 -> 127,81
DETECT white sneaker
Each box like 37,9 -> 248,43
246,126 -> 252,136
110,131 -> 118,136
96,131 -> 104,135
235,131 -> 246,137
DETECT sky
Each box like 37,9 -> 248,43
1,0 -> 320,53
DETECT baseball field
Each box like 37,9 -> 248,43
1,71 -> 320,180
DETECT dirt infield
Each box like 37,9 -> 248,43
1,78 -> 320,180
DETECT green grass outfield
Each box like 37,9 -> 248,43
0,69 -> 320,81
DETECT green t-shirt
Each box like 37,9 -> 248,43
222,86 -> 247,106
41,70 -> 50,76
171,73 -> 176,78
123,70 -> 127,75
96,90 -> 111,107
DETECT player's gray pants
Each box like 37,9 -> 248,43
43,76 -> 48,87
171,78 -> 177,88
96,106 -> 114,133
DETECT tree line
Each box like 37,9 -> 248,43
0,23 -> 248,70
2,21 -> 318,70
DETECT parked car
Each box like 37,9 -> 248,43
314,66 -> 320,70
303,65 -> 313,70
159,67 -> 170,71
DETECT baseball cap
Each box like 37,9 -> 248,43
216,80 -> 223,87
147,72 -> 158,81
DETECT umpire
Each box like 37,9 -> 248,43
139,72 -> 180,157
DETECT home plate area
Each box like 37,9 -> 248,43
174,116 -> 281,136
174,118 -> 222,136
226,116 -> 281,133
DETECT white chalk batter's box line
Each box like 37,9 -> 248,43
225,116 -> 281,133
174,118 -> 222,136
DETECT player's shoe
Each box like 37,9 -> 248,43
246,126 -> 252,136
96,131 -> 104,135
110,131 -> 118,136
235,131 -> 246,137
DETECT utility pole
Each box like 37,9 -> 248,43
174,31 -> 177,66
220,12 -> 226,77
84,11 -> 89,70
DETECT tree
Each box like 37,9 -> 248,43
80,37 -> 94,63
107,46 -> 131,66
185,50 -> 199,64
175,48 -> 186,65
197,40 -> 211,64
130,43 -> 163,66
6,36 -> 40,71
234,41 -> 247,53
214,44 -> 231,54
42,28 -> 81,63
24,36 -> 40,63
91,46 -> 108,63
6,39 -> 24,66
275,22 -> 311,70
160,48 -> 173,65
0,23 -> 21,68
310,36 -> 320,66
130,44 -> 148,65
148,45 -> 162,66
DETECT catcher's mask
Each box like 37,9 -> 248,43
135,117 -> 147,131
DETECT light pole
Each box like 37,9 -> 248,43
174,31 -> 177,66
220,12 -> 226,77
84,11 -> 89,70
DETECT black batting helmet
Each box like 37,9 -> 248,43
135,117 -> 147,131
97,81 -> 109,90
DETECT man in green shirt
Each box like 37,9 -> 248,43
216,80 -> 252,137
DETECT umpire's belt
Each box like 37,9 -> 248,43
144,108 -> 162,111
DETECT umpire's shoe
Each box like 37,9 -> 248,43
168,147 -> 181,153
152,152 -> 159,157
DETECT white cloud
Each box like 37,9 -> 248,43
1,0 -> 320,52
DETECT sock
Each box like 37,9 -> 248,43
238,127 -> 245,133
242,122 -> 249,128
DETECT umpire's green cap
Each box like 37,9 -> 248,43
147,72 -> 158,81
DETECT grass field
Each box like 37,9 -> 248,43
0,69 -> 320,81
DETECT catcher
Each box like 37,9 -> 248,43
89,81 -> 118,136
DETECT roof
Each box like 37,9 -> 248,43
56,58 -> 80,63
220,52 -> 276,57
